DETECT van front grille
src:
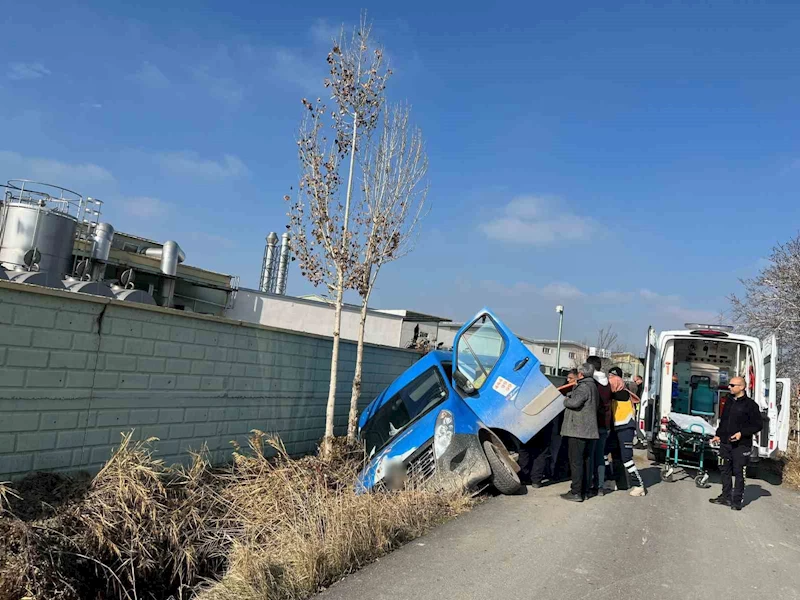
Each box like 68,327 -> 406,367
406,444 -> 436,486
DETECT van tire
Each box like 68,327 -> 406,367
483,440 -> 521,495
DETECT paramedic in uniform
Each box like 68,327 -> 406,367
709,376 -> 763,511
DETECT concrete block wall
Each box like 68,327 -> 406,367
0,281 -> 419,480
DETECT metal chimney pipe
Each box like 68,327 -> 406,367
260,232 -> 279,293
144,241 -> 185,276
143,241 -> 185,308
90,223 -> 115,262
88,222 -> 115,281
274,232 -> 291,295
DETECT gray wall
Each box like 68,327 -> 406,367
0,281 -> 419,480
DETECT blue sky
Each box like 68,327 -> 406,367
2,1 -> 800,350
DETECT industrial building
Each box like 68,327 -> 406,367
0,179 -> 238,315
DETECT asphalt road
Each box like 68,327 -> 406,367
319,455 -> 800,600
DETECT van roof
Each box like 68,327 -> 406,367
659,329 -> 760,344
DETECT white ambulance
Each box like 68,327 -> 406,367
639,324 -> 791,463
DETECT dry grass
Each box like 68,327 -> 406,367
784,453 -> 800,490
0,431 -> 471,600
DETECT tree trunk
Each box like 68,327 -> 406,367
323,269 -> 345,459
347,291 -> 371,441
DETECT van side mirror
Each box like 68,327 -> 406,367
454,370 -> 476,395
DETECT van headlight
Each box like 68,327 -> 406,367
434,409 -> 454,459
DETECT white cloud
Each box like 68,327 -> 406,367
480,195 -> 599,246
540,281 -> 585,299
191,66 -> 244,106
594,290 -> 635,303
639,288 -> 679,304
480,280 -> 586,300
638,288 -> 718,326
0,150 -> 114,185
268,48 -> 323,94
155,151 -> 249,179
7,62 -> 51,80
132,61 -> 170,88
123,196 -> 170,219
310,19 -> 341,45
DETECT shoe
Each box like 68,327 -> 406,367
629,486 -> 646,497
731,504 -> 743,511
709,496 -> 731,506
604,481 -> 617,492
560,492 -> 584,503
586,488 -> 598,499
597,487 -> 609,496
530,482 -> 544,489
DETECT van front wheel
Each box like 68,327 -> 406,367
483,440 -> 522,495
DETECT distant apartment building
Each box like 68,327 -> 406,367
528,340 -> 589,377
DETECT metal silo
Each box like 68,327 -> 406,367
0,180 -> 97,278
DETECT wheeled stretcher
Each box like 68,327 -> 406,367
660,413 -> 717,488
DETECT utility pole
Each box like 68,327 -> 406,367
555,305 -> 564,376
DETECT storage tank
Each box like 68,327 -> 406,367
6,270 -> 66,289
64,277 -> 115,298
111,285 -> 157,305
0,181 -> 84,277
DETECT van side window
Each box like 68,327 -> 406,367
360,367 -> 448,457
456,315 -> 505,389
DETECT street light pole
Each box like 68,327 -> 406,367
555,305 -> 564,377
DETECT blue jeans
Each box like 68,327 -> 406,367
591,428 -> 609,491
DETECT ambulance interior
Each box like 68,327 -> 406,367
671,338 -> 755,427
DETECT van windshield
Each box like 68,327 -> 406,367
360,366 -> 449,458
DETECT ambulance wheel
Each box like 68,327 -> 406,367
483,440 -> 521,495
695,472 -> 710,488
660,466 -> 674,483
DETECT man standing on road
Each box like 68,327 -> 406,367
586,356 -> 612,497
709,376 -> 763,511
561,363 -> 599,502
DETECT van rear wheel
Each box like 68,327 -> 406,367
483,440 -> 521,495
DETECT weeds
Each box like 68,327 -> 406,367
0,432 -> 471,600
784,455 -> 800,490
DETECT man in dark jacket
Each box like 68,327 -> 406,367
709,376 -> 763,510
561,363 -> 599,502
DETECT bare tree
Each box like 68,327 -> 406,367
346,105 -> 429,440
730,235 -> 800,454
596,326 -> 619,353
286,17 -> 390,458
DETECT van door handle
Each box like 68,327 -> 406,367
514,357 -> 530,371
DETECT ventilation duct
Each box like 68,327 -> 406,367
144,240 -> 185,276
143,241 -> 185,307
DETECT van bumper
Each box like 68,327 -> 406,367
433,433 -> 492,492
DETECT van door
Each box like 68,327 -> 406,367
641,326 -> 658,435
451,308 -> 564,444
759,334 -> 778,457
776,377 -> 791,452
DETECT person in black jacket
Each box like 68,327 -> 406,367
709,376 -> 763,510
